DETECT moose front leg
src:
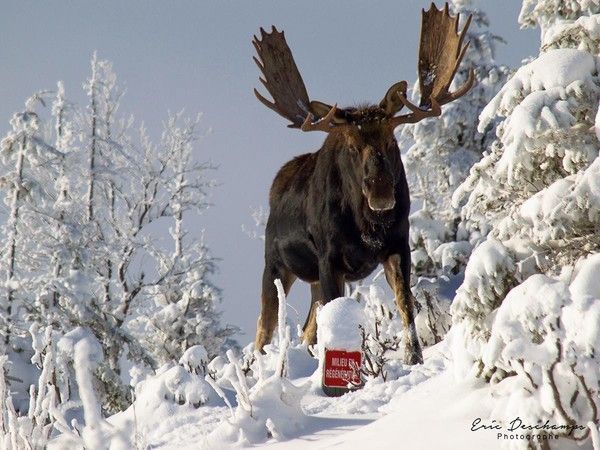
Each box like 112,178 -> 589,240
299,260 -> 345,347
318,258 -> 345,301
383,253 -> 423,365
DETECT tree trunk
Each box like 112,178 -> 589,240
4,135 -> 26,347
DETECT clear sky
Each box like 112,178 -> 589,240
0,1 -> 539,341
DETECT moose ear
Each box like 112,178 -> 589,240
310,101 -> 348,124
379,81 -> 408,116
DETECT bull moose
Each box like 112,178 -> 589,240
252,3 -> 474,364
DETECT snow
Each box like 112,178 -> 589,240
5,2 -> 600,449
90,341 -> 509,450
570,253 -> 600,300
72,362 -> 230,449
179,345 -> 209,374
37,270 -> 600,449
316,373 -> 495,450
265,373 -> 495,450
480,49 -> 596,133
316,297 -> 364,352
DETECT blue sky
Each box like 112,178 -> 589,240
0,1 -> 539,340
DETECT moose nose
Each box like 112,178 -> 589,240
368,197 -> 396,211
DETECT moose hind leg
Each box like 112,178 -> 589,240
255,266 -> 296,353
302,282 -> 324,346
383,254 -> 423,365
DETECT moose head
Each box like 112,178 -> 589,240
253,3 -> 474,214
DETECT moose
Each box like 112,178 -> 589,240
252,3 -> 474,364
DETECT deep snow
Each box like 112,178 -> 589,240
85,342 -> 572,450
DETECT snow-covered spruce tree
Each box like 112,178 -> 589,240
0,93 -> 66,351
450,1 -> 600,445
398,0 -> 511,345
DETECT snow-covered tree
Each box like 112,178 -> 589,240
449,1 -> 600,446
0,92 -> 66,350
127,114 -> 237,366
0,55 -> 235,415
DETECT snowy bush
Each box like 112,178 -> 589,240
352,283 -> 445,379
355,286 -> 401,380
520,156 -> 600,269
412,278 -> 452,347
450,239 -> 517,377
207,280 -> 309,445
179,345 -> 210,376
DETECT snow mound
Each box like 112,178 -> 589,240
102,362 -> 228,448
208,375 -> 308,445
179,345 -> 209,374
316,297 -> 364,352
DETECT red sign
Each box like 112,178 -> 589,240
323,349 -> 362,388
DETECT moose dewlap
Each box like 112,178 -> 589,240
317,297 -> 364,396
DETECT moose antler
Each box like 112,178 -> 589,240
253,27 -> 311,128
301,104 -> 338,132
253,26 -> 342,131
388,2 -> 475,129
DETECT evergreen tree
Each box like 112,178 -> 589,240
449,1 -> 600,445
0,93 -> 64,350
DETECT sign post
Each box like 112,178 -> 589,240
322,348 -> 363,397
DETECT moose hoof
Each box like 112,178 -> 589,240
404,345 -> 424,365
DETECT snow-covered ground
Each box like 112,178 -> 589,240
70,342 -> 552,450
263,347 -> 497,450
128,345 -> 464,449
39,251 -> 599,450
